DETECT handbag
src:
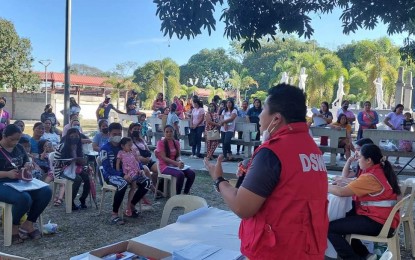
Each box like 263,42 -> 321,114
206,129 -> 221,140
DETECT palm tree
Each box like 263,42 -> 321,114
226,69 -> 258,106
103,77 -> 140,109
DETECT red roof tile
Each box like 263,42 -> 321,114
35,72 -> 113,87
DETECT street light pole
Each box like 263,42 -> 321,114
39,59 -> 51,105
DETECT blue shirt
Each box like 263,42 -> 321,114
100,142 -> 122,179
93,132 -> 110,148
98,103 -> 115,120
29,137 -> 40,154
247,107 -> 262,124
238,109 -> 248,118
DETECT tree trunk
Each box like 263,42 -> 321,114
11,87 -> 16,119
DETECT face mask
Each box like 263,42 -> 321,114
0,103 -> 5,109
102,128 -> 109,134
73,125 -> 80,130
262,117 -> 277,142
111,136 -> 122,143
69,137 -> 79,144
47,109 -> 53,113
343,105 -> 349,110
132,131 -> 140,137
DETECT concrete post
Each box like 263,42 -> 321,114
395,67 -> 404,107
403,71 -> 413,110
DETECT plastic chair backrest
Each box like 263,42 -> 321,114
160,195 -> 208,228
377,194 -> 411,238
401,179 -> 415,218
0,252 -> 29,260
379,251 -> 392,260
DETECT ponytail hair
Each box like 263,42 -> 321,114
360,144 -> 401,195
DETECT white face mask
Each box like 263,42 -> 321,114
262,117 -> 277,142
111,136 -> 122,144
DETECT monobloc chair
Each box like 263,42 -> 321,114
98,165 -> 121,216
379,251 -> 393,260
0,202 -> 44,246
0,251 -> 30,260
154,161 -> 177,199
348,194 -> 411,260
400,178 -> 415,257
160,195 -> 208,228
48,152 -> 74,213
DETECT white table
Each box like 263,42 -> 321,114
326,193 -> 353,258
132,207 -> 241,254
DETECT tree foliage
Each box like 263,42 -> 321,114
69,63 -> 106,77
154,0 -> 415,51
133,58 -> 180,109
179,48 -> 240,88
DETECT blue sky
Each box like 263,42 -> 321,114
1,0 -> 408,74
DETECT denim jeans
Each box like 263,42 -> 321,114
0,183 -> 52,225
191,126 -> 204,156
221,131 -> 234,157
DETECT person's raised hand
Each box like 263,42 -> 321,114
204,155 -> 224,180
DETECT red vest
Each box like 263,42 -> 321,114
354,164 -> 399,228
239,122 -> 328,260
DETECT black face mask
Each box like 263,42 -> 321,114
132,131 -> 140,137
69,137 -> 80,144
102,128 -> 109,134
343,105 -> 349,110
47,109 -> 53,113
0,103 -> 5,109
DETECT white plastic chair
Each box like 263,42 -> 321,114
97,164 -> 121,216
154,161 -> 177,199
0,252 -> 29,259
400,178 -> 415,257
348,194 -> 411,260
48,152 -> 74,213
160,195 -> 208,228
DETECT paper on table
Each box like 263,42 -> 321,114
167,165 -> 190,171
3,178 -> 49,192
176,206 -> 209,223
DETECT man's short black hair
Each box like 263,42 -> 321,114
108,122 -> 122,133
266,83 -> 306,123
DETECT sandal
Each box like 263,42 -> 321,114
12,234 -> 24,244
19,227 -> 42,240
110,216 -> 125,225
54,198 -> 63,207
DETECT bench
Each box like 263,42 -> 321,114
309,127 -> 347,166
363,129 -> 415,158
147,117 -> 260,158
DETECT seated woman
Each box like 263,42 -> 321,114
29,122 -> 45,155
330,113 -> 354,160
54,128 -> 91,210
41,118 -> 61,149
328,144 -> 401,260
152,92 -> 167,113
13,120 -> 31,140
128,123 -> 158,183
35,139 -> 55,183
92,120 -> 110,152
0,125 -> 52,244
156,125 -> 195,194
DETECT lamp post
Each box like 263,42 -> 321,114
38,59 -> 51,105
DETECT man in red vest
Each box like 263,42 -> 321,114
204,84 -> 329,260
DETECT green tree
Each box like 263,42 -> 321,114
250,91 -> 267,103
154,0 -> 414,51
69,63 -> 106,76
206,85 -> 225,102
226,69 -> 258,106
179,48 -> 241,89
0,18 -> 39,117
180,85 -> 198,99
103,77 -> 140,110
133,58 -> 180,109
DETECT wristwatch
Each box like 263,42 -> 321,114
214,176 -> 229,192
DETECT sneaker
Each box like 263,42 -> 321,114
366,253 -> 377,260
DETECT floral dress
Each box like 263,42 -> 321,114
205,112 -> 220,158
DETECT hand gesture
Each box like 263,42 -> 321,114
204,155 -> 224,180
7,169 -> 19,179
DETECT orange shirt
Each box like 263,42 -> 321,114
347,175 -> 383,197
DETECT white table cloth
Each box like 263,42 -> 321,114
132,207 -> 241,254
326,193 -> 353,258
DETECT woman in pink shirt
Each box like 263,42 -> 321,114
174,96 -> 184,119
156,125 -> 195,194
190,99 -> 205,158
151,93 -> 167,112
357,101 -> 379,140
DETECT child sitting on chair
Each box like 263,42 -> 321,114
116,137 -> 150,217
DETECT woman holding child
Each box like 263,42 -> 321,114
156,125 -> 195,194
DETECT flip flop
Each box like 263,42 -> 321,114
12,234 -> 24,244
110,216 -> 125,225
19,228 -> 42,240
